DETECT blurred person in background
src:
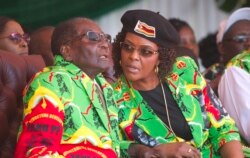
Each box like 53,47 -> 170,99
29,26 -> 55,66
169,18 -> 205,72
102,43 -> 116,84
199,31 -> 225,95
218,8 -> 250,153
199,32 -> 221,69
0,16 -> 29,56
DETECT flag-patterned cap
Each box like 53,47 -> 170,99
121,9 -> 180,48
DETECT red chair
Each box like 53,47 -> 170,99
0,50 -> 45,158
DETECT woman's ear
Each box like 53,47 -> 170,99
60,45 -> 72,61
156,59 -> 160,66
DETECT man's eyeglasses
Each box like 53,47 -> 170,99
65,31 -> 112,44
120,42 -> 158,57
0,33 -> 30,44
224,34 -> 250,43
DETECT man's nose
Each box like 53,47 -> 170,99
99,38 -> 110,49
243,37 -> 250,50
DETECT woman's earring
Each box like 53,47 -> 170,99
155,65 -> 159,74
119,60 -> 122,65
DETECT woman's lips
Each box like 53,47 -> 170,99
125,65 -> 139,73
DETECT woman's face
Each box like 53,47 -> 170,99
0,20 -> 29,56
120,32 -> 160,82
179,26 -> 199,57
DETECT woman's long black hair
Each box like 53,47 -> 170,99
112,29 -> 177,81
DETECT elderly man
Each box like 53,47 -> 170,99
218,8 -> 250,147
14,17 -> 120,157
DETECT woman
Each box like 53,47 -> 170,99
0,16 -> 29,56
112,9 -> 243,158
169,18 -> 205,72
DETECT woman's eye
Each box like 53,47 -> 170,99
140,49 -> 154,56
124,44 -> 134,51
10,37 -> 21,43
128,45 -> 134,51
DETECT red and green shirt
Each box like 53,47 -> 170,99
15,55 -> 120,158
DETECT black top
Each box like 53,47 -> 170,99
139,82 -> 193,141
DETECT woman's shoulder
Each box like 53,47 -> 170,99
172,56 -> 199,73
167,56 -> 205,85
112,76 -> 128,94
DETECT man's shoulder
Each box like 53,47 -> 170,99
227,51 -> 250,73
36,66 -> 69,76
29,66 -> 72,86
24,66 -> 76,101
230,50 -> 250,63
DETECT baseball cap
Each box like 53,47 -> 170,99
224,7 -> 250,34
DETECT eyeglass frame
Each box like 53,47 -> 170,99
120,41 -> 159,57
0,32 -> 30,44
64,31 -> 112,45
223,34 -> 250,43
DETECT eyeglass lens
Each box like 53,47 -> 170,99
86,31 -> 112,43
120,42 -> 158,57
233,35 -> 250,43
225,34 -> 250,43
9,33 -> 30,44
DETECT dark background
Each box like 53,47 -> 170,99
0,0 -> 136,32
1,0 -> 250,32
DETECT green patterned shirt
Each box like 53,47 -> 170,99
113,56 -> 240,158
15,55 -> 120,158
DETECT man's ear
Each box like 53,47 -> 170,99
218,42 -> 225,55
60,45 -> 72,61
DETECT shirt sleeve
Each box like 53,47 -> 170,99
15,76 -> 119,158
120,140 -> 134,158
14,85 -> 65,158
174,56 -> 240,150
218,66 -> 250,144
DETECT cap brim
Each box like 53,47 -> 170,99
224,7 -> 250,33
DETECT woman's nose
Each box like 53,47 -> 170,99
129,50 -> 140,61
20,39 -> 28,48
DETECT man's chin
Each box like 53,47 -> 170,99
99,64 -> 110,72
